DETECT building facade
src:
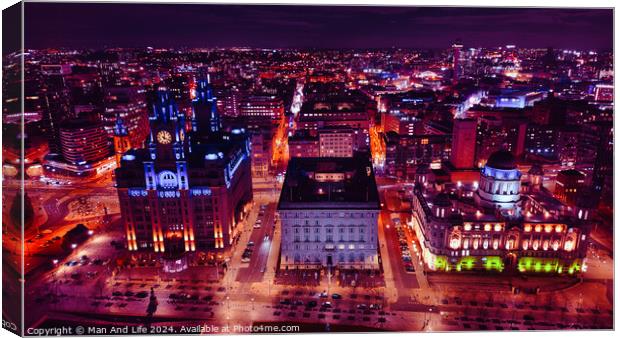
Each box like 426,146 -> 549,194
278,156 -> 381,271
318,127 -> 356,158
115,79 -> 252,271
450,118 -> 477,169
554,169 -> 586,206
410,150 -> 591,275
103,85 -> 150,148
43,117 -> 115,177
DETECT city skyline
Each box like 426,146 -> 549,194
2,2 -> 614,335
20,4 -> 613,51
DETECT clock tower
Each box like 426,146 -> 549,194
115,80 -> 252,273
147,91 -> 187,163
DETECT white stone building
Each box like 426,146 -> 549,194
278,156 -> 380,270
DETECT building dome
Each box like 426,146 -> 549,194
476,150 -> 522,216
486,150 -> 517,170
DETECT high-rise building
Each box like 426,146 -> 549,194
525,124 -> 557,158
451,40 -> 464,83
191,76 -> 221,134
40,65 -> 73,154
297,98 -> 372,143
43,117 -> 114,177
103,86 -> 149,148
59,119 -> 111,165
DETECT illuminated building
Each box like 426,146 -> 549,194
381,113 -> 422,136
494,89 -> 546,109
103,86 -> 149,148
410,150 -> 591,274
163,73 -> 193,107
525,124 -> 557,158
297,97 -> 373,146
115,79 -> 252,272
216,87 -> 242,117
278,155 -> 380,271
554,169 -> 586,206
475,116 -> 527,164
384,132 -> 450,179
474,150 -> 522,215
40,64 -> 73,154
239,95 -> 284,124
113,114 -> 131,167
318,127 -> 359,158
43,117 -> 114,177
593,83 -> 613,102
451,40 -> 463,83
556,125 -> 581,166
288,130 -> 319,158
249,133 -> 270,178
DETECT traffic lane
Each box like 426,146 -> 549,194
381,212 -> 420,289
402,220 -> 429,288
236,203 -> 275,282
245,203 -> 276,282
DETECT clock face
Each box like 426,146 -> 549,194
157,130 -> 172,144
179,129 -> 185,142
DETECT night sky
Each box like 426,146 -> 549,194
23,3 -> 613,50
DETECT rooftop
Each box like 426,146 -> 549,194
486,150 -> 517,170
278,155 -> 380,210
